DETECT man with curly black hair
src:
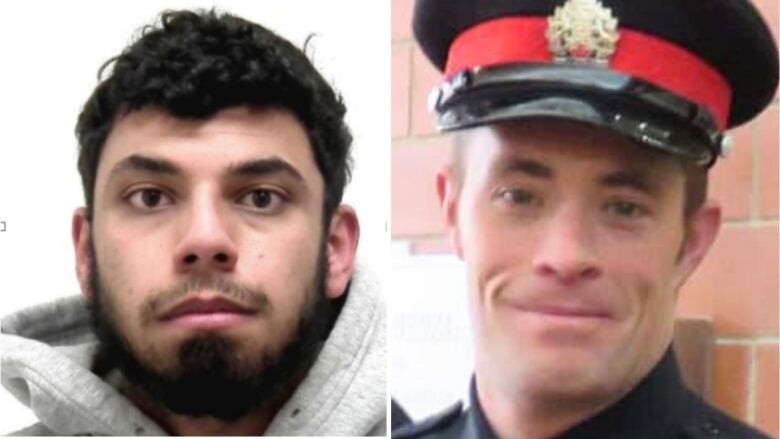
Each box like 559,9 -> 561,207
1,9 -> 385,436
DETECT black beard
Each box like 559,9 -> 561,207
88,238 -> 341,422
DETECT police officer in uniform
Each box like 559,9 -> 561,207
393,0 -> 778,437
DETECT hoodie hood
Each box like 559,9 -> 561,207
1,263 -> 386,436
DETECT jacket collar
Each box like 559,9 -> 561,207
468,348 -> 690,438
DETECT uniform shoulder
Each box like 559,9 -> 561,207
392,402 -> 464,439
681,393 -> 771,439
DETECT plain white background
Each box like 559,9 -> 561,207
0,0 -> 389,432
390,248 -> 474,420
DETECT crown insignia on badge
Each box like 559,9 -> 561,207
547,0 -> 620,66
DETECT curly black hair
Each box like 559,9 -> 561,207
76,9 -> 352,222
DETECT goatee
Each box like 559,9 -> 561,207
88,239 -> 341,421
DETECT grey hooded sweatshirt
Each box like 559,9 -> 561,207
1,264 -> 386,436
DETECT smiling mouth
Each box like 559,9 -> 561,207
507,303 -> 614,322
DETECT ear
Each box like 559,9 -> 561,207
436,165 -> 464,259
72,208 -> 94,301
325,205 -> 360,299
674,201 -> 721,290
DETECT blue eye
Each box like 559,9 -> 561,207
127,188 -> 173,209
605,201 -> 648,218
497,189 -> 538,206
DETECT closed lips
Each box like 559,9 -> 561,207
507,301 -> 613,319
160,297 -> 256,320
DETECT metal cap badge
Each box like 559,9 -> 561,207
547,0 -> 619,66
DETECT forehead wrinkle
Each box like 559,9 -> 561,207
497,120 -> 681,181
454,120 -> 685,197
598,166 -> 658,197
493,157 -> 554,181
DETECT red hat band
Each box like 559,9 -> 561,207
445,16 -> 733,130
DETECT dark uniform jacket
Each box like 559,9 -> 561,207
393,350 -> 770,439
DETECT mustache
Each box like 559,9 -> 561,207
143,278 -> 270,321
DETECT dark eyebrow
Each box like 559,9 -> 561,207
498,158 -> 657,195
599,170 -> 655,195
500,158 -> 553,179
226,157 -> 304,182
108,154 -> 182,183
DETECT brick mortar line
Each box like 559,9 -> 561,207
721,218 -> 779,228
715,337 -> 780,345
747,344 -> 758,423
750,121 -> 761,221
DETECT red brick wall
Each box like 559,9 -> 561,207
391,0 -> 779,436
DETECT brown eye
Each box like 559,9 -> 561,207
251,191 -> 272,208
128,189 -> 172,209
237,189 -> 285,214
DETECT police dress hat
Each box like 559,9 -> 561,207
414,0 -> 778,166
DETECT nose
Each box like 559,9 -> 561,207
173,196 -> 238,274
531,207 -> 602,284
